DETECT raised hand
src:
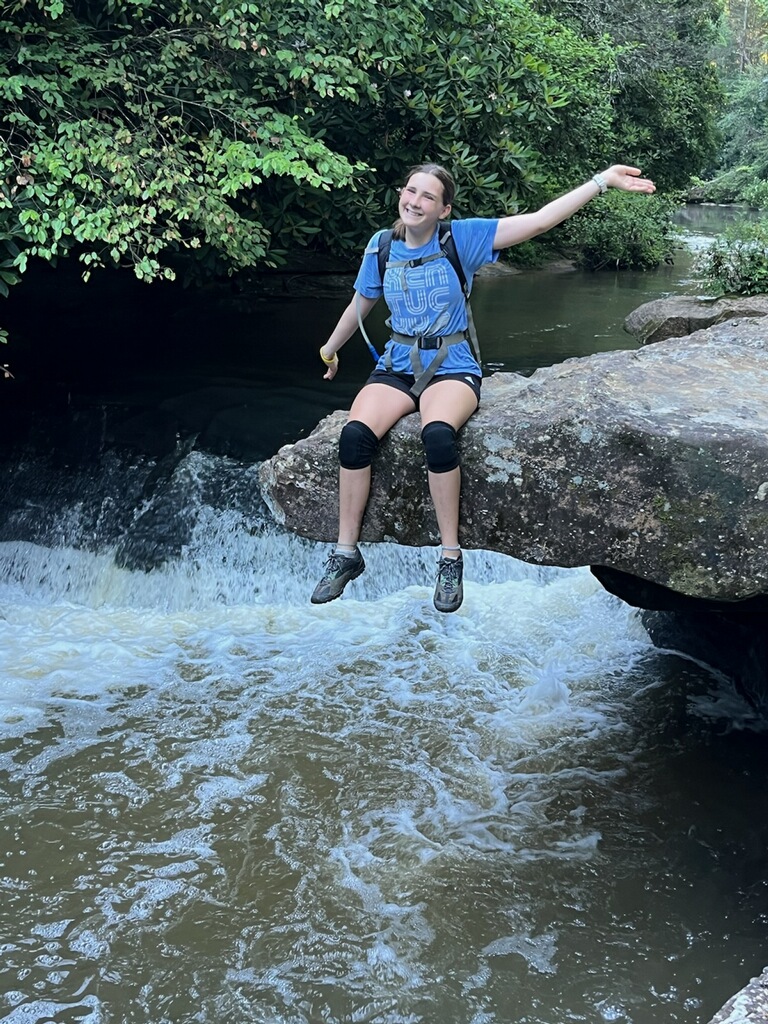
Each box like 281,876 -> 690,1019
601,165 -> 656,193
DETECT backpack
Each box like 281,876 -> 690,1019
375,222 -> 469,298
355,222 -> 482,372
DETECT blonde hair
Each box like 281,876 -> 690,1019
392,163 -> 456,241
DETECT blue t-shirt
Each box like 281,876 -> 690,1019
354,217 -> 499,377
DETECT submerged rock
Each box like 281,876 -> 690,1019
260,316 -> 768,603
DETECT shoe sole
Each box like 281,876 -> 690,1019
310,564 -> 365,605
434,595 -> 463,613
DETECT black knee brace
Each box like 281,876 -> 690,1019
338,420 -> 379,470
421,420 -> 459,474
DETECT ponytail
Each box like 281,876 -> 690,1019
392,217 -> 407,241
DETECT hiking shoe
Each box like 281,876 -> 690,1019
434,554 -> 464,613
311,548 -> 366,604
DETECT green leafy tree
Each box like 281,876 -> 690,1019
713,0 -> 768,73
0,0 -> 634,288
535,0 -> 724,189
692,0 -> 768,202
717,64 -> 768,174
560,192 -> 679,269
0,0 -> 708,313
263,0 -> 621,252
0,0 -> 371,291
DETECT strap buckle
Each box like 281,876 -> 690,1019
417,334 -> 442,350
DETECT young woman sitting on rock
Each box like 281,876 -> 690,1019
313,162 -> 656,612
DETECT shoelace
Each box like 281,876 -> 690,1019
325,552 -> 355,577
437,559 -> 461,591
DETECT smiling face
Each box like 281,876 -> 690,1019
398,171 -> 451,241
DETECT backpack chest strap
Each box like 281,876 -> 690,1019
384,250 -> 447,271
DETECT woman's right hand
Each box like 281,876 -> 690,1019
319,345 -> 339,380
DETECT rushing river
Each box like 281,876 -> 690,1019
1,206 -> 767,1024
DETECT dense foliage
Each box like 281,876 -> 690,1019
690,0 -> 768,205
256,0 -> 620,253
717,64 -> 768,176
560,192 -> 679,269
696,218 -> 768,294
533,0 -> 724,191
680,0 -> 768,297
0,0 -> 723,313
0,0 -> 370,290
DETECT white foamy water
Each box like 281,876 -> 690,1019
1,455 -> 766,1024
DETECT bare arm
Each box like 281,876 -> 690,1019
319,292 -> 379,380
493,165 -> 656,251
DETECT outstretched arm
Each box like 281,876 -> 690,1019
493,165 -> 656,251
319,292 -> 379,380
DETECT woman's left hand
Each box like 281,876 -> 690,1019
601,165 -> 656,194
320,345 -> 339,380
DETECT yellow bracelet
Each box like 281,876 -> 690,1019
319,347 -> 338,365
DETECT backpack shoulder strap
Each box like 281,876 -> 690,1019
356,230 -> 394,362
363,228 -> 394,284
437,222 -> 468,296
438,222 -> 482,367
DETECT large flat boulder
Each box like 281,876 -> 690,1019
260,316 -> 768,602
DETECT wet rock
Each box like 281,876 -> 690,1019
708,967 -> 768,1024
624,294 -> 768,346
114,437 -> 200,571
260,317 -> 768,603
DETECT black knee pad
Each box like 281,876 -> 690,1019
338,420 -> 379,470
421,420 -> 459,474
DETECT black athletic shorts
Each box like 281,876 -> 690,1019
365,368 -> 482,406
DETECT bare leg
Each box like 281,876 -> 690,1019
426,466 -> 462,550
419,379 -> 479,554
337,383 -> 416,547
337,465 -> 372,548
